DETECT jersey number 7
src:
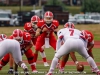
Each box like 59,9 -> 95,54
69,29 -> 74,36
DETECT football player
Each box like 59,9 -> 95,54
60,29 -> 95,73
82,30 -> 95,73
46,25 -> 100,75
58,22 -> 81,73
35,11 -> 59,58
2,29 -> 37,75
24,15 -> 49,67
0,34 -> 29,75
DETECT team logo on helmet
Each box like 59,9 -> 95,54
12,29 -> 23,43
31,15 -> 40,28
64,22 -> 75,28
0,34 -> 7,41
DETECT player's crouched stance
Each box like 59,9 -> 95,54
46,27 -> 100,75
0,39 -> 29,75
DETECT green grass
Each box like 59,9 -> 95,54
0,25 -> 100,75
1,47 -> 100,75
67,6 -> 81,15
0,24 -> 100,40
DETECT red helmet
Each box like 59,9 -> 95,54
0,34 -> 7,41
12,29 -> 23,43
44,11 -> 53,24
64,22 -> 75,28
31,15 -> 40,27
81,30 -> 88,40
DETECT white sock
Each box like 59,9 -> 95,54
21,63 -> 27,69
49,57 -> 59,73
87,57 -> 99,72
40,51 -> 46,58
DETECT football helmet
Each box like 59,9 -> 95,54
31,15 -> 40,28
64,22 -> 75,28
81,30 -> 88,40
44,11 -> 53,24
0,34 -> 7,41
12,29 -> 23,43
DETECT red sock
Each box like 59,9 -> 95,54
31,64 -> 37,71
60,61 -> 66,69
33,54 -> 38,63
25,49 -> 37,71
0,54 -> 9,66
43,58 -> 46,62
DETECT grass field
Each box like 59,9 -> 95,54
0,24 -> 100,75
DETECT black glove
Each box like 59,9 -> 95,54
21,48 -> 26,55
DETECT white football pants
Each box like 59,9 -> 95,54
0,39 -> 22,64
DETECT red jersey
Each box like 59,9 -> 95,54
10,32 -> 31,49
24,22 -> 36,38
85,30 -> 94,45
37,19 -> 59,37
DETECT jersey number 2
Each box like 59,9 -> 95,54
69,29 -> 74,36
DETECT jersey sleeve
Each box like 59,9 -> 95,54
53,20 -> 59,29
9,35 -> 13,39
88,33 -> 94,44
37,20 -> 43,28
24,22 -> 31,31
23,32 -> 31,42
56,38 -> 62,51
57,29 -> 64,39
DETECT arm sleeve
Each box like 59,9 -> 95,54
56,29 -> 64,51
56,38 -> 62,51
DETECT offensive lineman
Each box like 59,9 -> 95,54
0,34 -> 29,75
46,26 -> 100,75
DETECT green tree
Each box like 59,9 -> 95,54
46,0 -> 67,11
81,0 -> 100,13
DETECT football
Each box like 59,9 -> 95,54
77,64 -> 84,72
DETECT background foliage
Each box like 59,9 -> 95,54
81,0 -> 100,13
46,0 -> 67,11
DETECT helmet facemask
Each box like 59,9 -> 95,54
44,11 -> 53,24
13,36 -> 23,44
44,16 -> 53,24
13,29 -> 23,44
31,21 -> 38,30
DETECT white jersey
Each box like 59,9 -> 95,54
56,28 -> 87,51
57,28 -> 81,42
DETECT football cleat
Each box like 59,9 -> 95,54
24,68 -> 29,75
14,71 -> 19,75
45,72 -> 53,75
44,62 -> 49,67
59,68 -> 64,74
32,69 -> 38,73
91,69 -> 96,73
7,69 -> 14,74
97,71 -> 100,75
